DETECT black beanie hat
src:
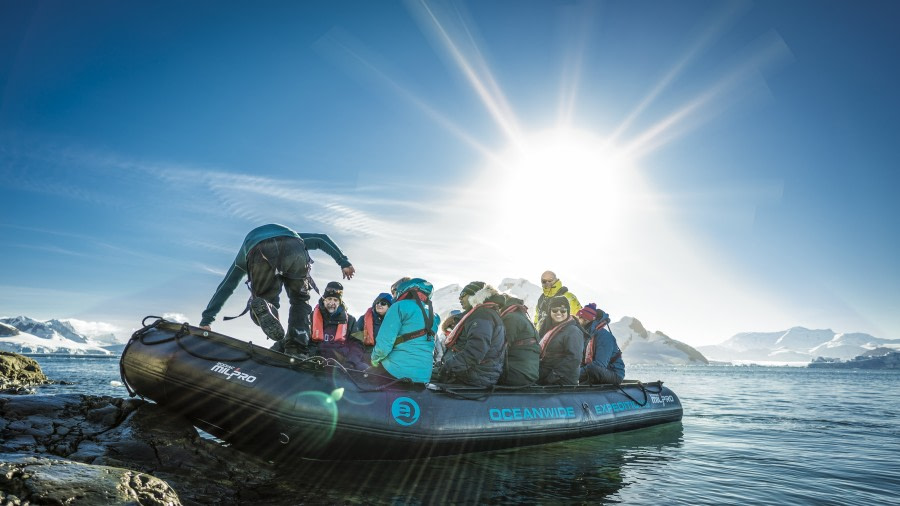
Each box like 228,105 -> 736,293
460,281 -> 486,298
549,295 -> 569,312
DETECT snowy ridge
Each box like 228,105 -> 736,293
433,278 -> 705,365
0,316 -> 115,355
610,317 -> 708,365
697,327 -> 900,363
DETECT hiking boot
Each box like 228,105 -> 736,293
250,297 -> 285,341
283,340 -> 309,360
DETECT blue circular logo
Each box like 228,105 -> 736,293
391,397 -> 421,426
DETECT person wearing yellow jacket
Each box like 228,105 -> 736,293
533,271 -> 582,330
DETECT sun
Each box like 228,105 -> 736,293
489,126 -> 641,229
452,126 -> 647,277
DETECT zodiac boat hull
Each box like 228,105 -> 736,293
120,319 -> 683,460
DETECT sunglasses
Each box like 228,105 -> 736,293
376,301 -> 389,306
541,279 -> 556,285
550,308 -> 568,315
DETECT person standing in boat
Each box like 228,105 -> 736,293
311,283 -> 364,368
537,295 -> 583,386
199,224 -> 355,358
437,282 -> 506,387
368,278 -> 439,383
575,303 -> 625,385
534,271 -> 582,330
498,294 -> 540,386
351,292 -> 393,366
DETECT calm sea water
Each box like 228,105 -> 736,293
29,357 -> 900,505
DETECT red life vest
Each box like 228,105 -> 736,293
583,317 -> 620,366
445,302 -> 499,350
311,308 -> 347,343
500,304 -> 529,318
539,316 -> 574,359
362,308 -> 376,346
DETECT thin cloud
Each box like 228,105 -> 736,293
196,263 -> 228,277
162,312 -> 190,324
65,318 -> 121,337
10,243 -> 92,258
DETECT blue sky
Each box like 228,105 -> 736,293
1,0 -> 898,346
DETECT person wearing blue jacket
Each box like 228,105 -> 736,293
369,278 -> 440,384
575,303 -> 625,385
199,224 -> 355,358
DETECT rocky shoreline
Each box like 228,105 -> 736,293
0,352 -> 290,505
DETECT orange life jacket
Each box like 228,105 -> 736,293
311,308 -> 347,343
362,308 -> 376,346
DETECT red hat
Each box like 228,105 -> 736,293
576,303 -> 598,322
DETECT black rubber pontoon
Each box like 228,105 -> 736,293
120,318 -> 683,460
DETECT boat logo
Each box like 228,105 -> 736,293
649,393 -> 675,406
391,397 -> 420,426
210,362 -> 257,384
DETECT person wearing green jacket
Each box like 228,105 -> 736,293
499,294 -> 540,386
199,224 -> 355,357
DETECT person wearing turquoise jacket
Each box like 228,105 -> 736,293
199,224 -> 355,357
369,278 -> 440,384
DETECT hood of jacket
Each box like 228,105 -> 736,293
396,278 -> 434,299
542,279 -> 564,297
470,284 -> 504,307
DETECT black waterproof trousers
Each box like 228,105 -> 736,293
247,236 -> 312,354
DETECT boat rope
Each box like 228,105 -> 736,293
131,318 -> 674,400
119,321 -> 164,399
435,384 -> 497,401
318,357 -> 418,392
615,380 -> 664,407
172,323 -> 255,362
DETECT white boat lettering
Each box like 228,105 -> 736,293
649,394 -> 675,406
209,362 -> 257,383
489,406 -> 575,422
594,400 -> 645,415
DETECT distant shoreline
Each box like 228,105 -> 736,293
22,354 -> 120,359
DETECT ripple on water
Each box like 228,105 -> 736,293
23,358 -> 900,505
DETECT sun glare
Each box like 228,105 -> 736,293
493,127 -> 639,228
461,126 -> 646,274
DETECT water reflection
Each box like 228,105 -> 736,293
277,422 -> 684,505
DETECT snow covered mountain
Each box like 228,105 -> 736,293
611,317 -> 708,365
697,327 -> 900,363
0,316 -> 116,355
432,278 -> 706,365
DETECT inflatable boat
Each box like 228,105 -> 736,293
120,318 -> 683,460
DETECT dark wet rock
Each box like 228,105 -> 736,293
0,353 -> 295,504
0,454 -> 181,505
0,352 -> 51,393
0,394 -> 287,505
